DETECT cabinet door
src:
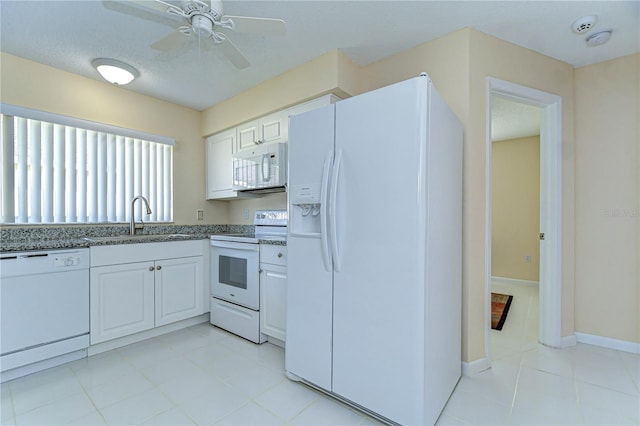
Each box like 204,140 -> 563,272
206,129 -> 237,199
259,111 -> 287,145
237,112 -> 288,153
90,262 -> 155,344
237,119 -> 260,151
260,263 -> 287,342
155,256 -> 204,327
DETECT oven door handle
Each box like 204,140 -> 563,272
210,241 -> 259,251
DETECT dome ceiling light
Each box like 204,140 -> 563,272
91,58 -> 139,85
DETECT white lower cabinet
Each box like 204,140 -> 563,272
90,241 -> 205,345
259,245 -> 287,342
155,256 -> 204,326
90,262 -> 155,344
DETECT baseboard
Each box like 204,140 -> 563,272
575,332 -> 640,354
1,349 -> 87,384
562,334 -> 577,348
88,314 -> 209,356
461,357 -> 490,376
491,276 -> 539,287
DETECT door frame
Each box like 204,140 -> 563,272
485,78 -> 563,361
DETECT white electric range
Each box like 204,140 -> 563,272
209,210 -> 287,343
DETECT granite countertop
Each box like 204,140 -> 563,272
1,224 -> 286,253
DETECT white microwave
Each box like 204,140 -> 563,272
232,142 -> 287,193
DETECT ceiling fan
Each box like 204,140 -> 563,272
128,0 -> 286,69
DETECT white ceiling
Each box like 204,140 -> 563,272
1,0 -> 639,112
491,96 -> 541,142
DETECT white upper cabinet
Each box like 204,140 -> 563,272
237,110 -> 288,152
205,128 -> 241,200
205,94 -> 342,200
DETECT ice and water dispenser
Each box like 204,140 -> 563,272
289,183 -> 323,235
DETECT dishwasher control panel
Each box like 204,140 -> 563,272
0,249 -> 89,278
54,255 -> 83,267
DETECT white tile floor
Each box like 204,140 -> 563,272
438,281 -> 640,425
1,325 -> 380,426
0,287 -> 638,425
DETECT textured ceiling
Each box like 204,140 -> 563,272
1,1 -> 639,111
491,96 -> 541,142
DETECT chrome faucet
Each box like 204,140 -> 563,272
130,196 -> 152,235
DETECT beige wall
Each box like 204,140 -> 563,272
0,52 -> 228,225
574,53 -> 640,344
201,50 -> 360,137
361,29 -> 470,128
492,136 -> 540,281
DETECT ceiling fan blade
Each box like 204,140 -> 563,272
216,36 -> 250,69
151,29 -> 190,51
103,1 -> 181,27
128,0 -> 187,17
223,16 -> 286,35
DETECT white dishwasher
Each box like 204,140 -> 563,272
0,248 -> 90,382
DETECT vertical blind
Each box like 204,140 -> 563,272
0,105 -> 174,224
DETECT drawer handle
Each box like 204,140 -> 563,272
277,253 -> 283,258
156,265 -> 162,270
149,266 -> 155,271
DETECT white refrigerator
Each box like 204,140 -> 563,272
285,74 -> 463,425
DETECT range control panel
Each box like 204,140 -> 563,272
254,209 -> 288,226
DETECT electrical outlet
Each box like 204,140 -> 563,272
243,209 -> 250,220
525,255 -> 531,263
196,209 -> 204,221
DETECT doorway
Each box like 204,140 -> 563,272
485,78 -> 563,365
490,96 -> 542,359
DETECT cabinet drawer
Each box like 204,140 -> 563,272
260,245 -> 287,266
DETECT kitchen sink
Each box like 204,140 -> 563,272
83,234 -> 192,243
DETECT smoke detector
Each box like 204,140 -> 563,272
572,15 -> 597,34
586,30 -> 613,46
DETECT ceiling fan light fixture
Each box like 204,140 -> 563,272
92,58 -> 139,85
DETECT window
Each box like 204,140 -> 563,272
0,104 -> 174,224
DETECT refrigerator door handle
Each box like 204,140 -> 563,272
320,150 -> 334,272
329,149 -> 342,272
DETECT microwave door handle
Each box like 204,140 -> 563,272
262,154 -> 271,182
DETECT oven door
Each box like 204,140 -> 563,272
210,240 -> 260,310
